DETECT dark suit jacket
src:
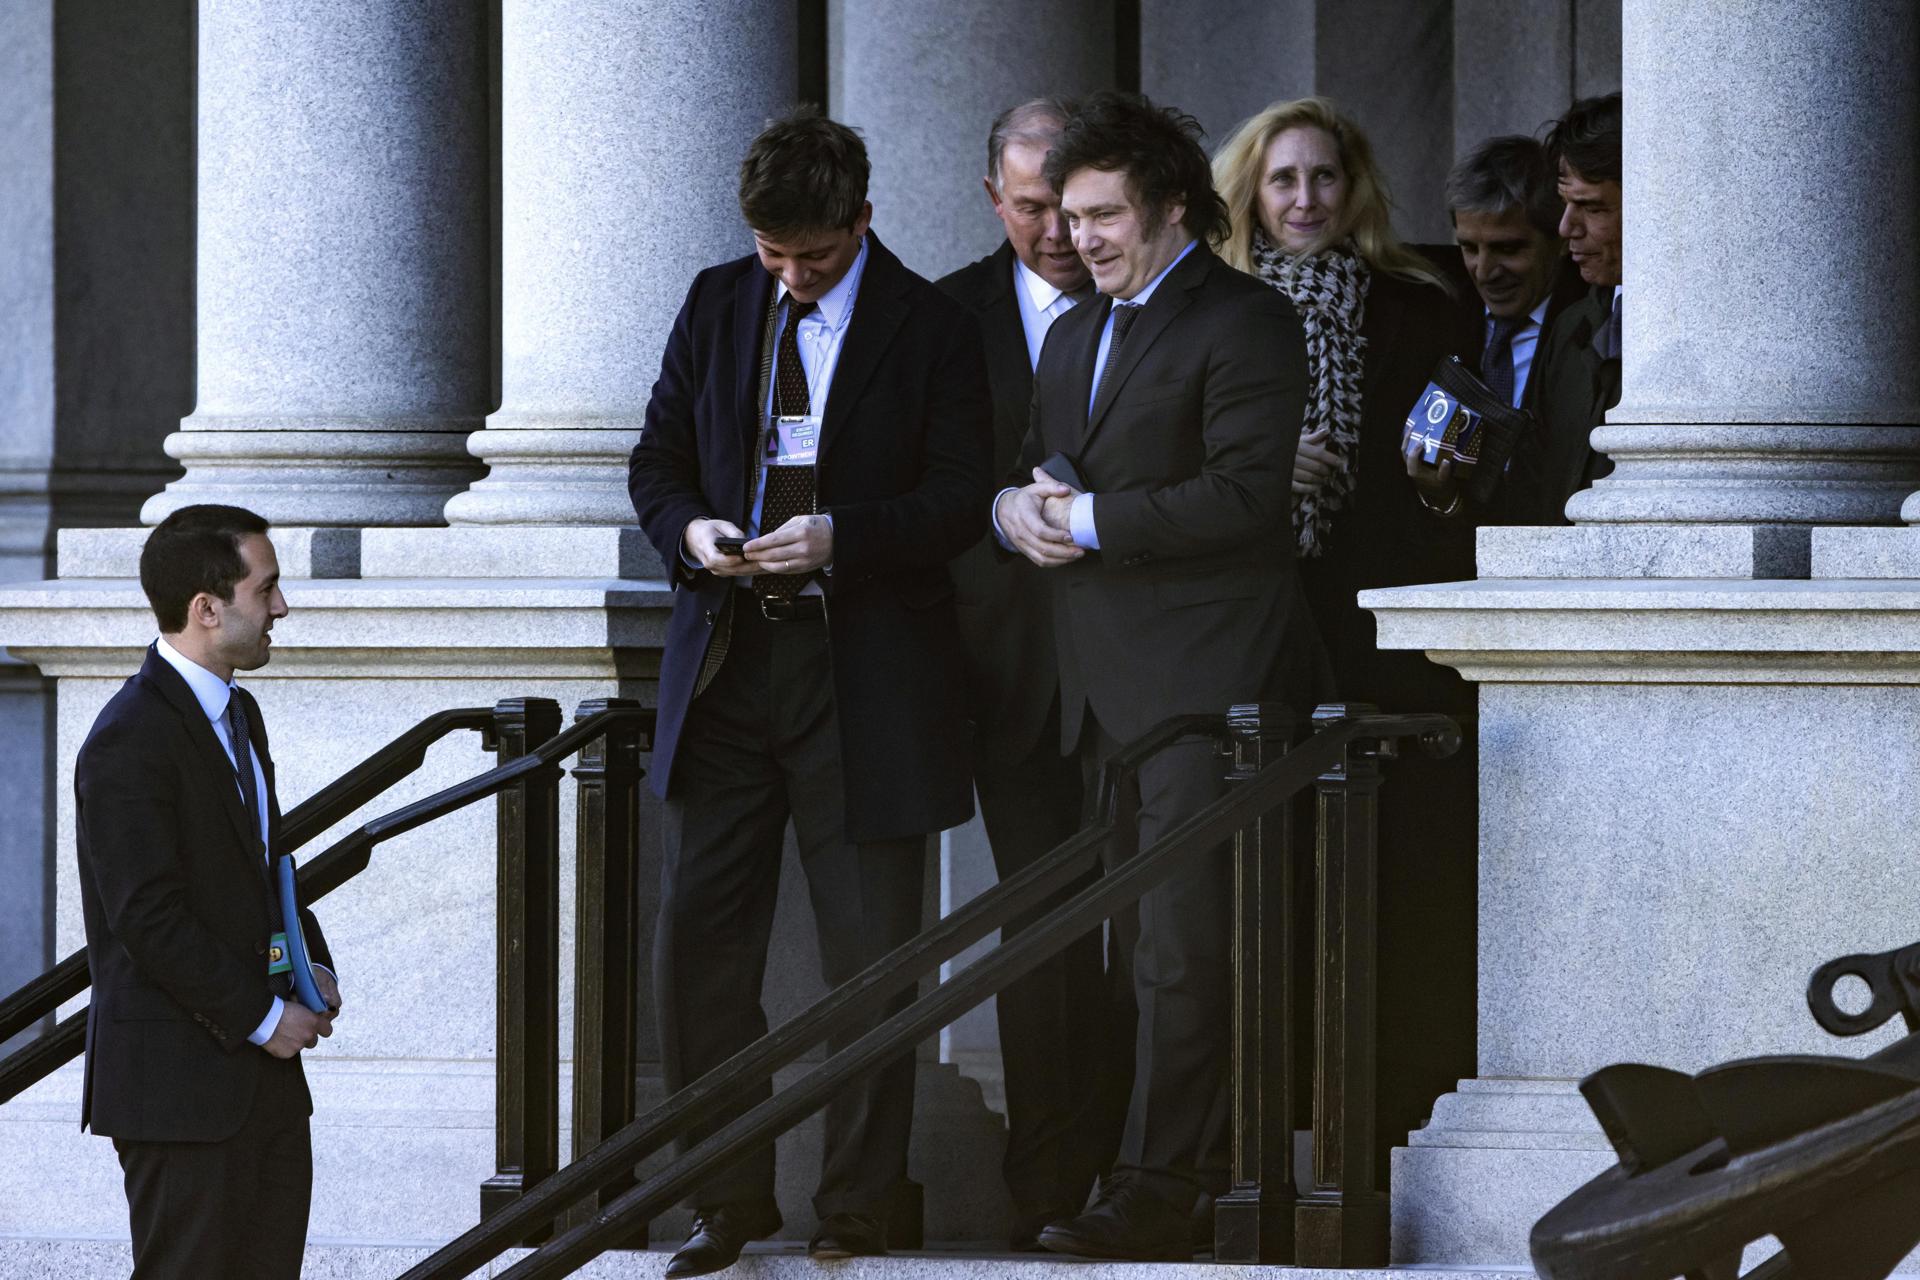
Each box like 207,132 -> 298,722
1017,242 -> 1322,748
1297,273 -> 1479,715
629,233 -> 994,843
1511,283 -> 1621,525
936,243 -> 1064,760
75,644 -> 330,1143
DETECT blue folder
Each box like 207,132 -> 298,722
275,854 -> 330,1013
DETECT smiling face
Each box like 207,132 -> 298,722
1256,125 -> 1350,254
752,201 -> 873,303
1454,206 -> 1562,319
988,139 -> 1089,293
1556,161 -> 1622,286
1060,166 -> 1188,301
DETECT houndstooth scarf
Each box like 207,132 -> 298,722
1251,229 -> 1370,557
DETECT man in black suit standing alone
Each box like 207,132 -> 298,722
934,97 -> 1110,1251
76,503 -> 339,1279
628,108 -> 992,1275
995,92 -> 1313,1260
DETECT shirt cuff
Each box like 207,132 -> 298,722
248,996 -> 286,1046
991,486 -> 1020,550
1069,492 -> 1100,550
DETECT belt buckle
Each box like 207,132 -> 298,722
759,595 -> 796,621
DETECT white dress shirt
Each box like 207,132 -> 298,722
154,635 -> 332,1047
1012,257 -> 1087,371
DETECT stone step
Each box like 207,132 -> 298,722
0,1237 -> 1530,1279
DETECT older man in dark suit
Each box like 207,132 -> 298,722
935,97 -> 1111,1251
628,107 -> 992,1276
76,503 -> 339,1279
995,91 -> 1314,1261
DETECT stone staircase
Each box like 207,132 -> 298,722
0,1239 -> 1532,1279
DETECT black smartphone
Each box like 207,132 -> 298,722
713,535 -> 748,556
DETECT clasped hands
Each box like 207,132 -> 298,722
995,467 -> 1086,568
685,514 -> 834,577
262,967 -> 342,1060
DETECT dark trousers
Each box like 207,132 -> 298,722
656,601 -> 925,1221
1080,712 -> 1233,1209
973,697 -> 1102,1221
113,1056 -> 311,1280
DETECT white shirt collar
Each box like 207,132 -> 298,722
155,634 -> 235,725
1112,237 -> 1197,309
1016,257 -> 1070,313
776,235 -> 868,333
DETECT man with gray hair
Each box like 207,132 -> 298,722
1444,134 -> 1584,408
1407,134 -> 1587,515
935,98 -> 1106,1251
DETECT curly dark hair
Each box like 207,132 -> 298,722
1545,92 -> 1622,186
1042,91 -> 1229,244
738,106 -> 870,237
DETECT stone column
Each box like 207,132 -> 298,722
1140,0 -> 1456,243
1365,1 -> 1920,1269
442,0 -> 796,529
140,0 -> 490,528
1564,0 -> 1920,530
829,0 -> 1115,280
0,2 -> 55,586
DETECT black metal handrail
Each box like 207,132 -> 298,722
398,711 -> 1227,1279
0,706 -> 520,1103
406,707 -> 1459,1280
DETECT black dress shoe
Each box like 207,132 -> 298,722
1037,1176 -> 1194,1262
666,1201 -> 784,1279
807,1211 -> 887,1260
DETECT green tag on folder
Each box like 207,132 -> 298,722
267,931 -> 292,976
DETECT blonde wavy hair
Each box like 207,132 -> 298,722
1212,96 -> 1449,292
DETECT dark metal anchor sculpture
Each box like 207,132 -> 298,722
1531,939 -> 1920,1280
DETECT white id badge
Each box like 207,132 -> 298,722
771,415 -> 822,466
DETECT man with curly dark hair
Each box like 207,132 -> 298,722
994,90 -> 1322,1261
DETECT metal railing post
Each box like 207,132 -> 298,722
567,699 -> 645,1239
482,697 -> 563,1236
1214,702 -> 1297,1264
1296,702 -> 1388,1265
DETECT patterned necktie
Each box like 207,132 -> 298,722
1091,302 -> 1142,412
225,695 -> 265,861
1482,314 -> 1523,407
758,297 -> 817,601
1592,293 -> 1622,361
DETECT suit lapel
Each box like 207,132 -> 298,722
730,266 -> 776,517
1081,247 -> 1205,450
978,246 -> 1037,467
139,647 -> 267,882
820,237 -> 909,466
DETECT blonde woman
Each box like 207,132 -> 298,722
1213,95 -> 1478,1185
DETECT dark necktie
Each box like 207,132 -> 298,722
1091,302 -> 1142,412
225,695 -> 265,861
1482,314 -> 1523,407
758,297 -> 818,602
1592,293 -> 1622,361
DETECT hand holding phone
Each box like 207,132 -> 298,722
713,535 -> 748,555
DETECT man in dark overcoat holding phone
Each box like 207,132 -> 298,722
628,108 -> 992,1275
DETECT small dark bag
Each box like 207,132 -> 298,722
1401,355 -> 1534,504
